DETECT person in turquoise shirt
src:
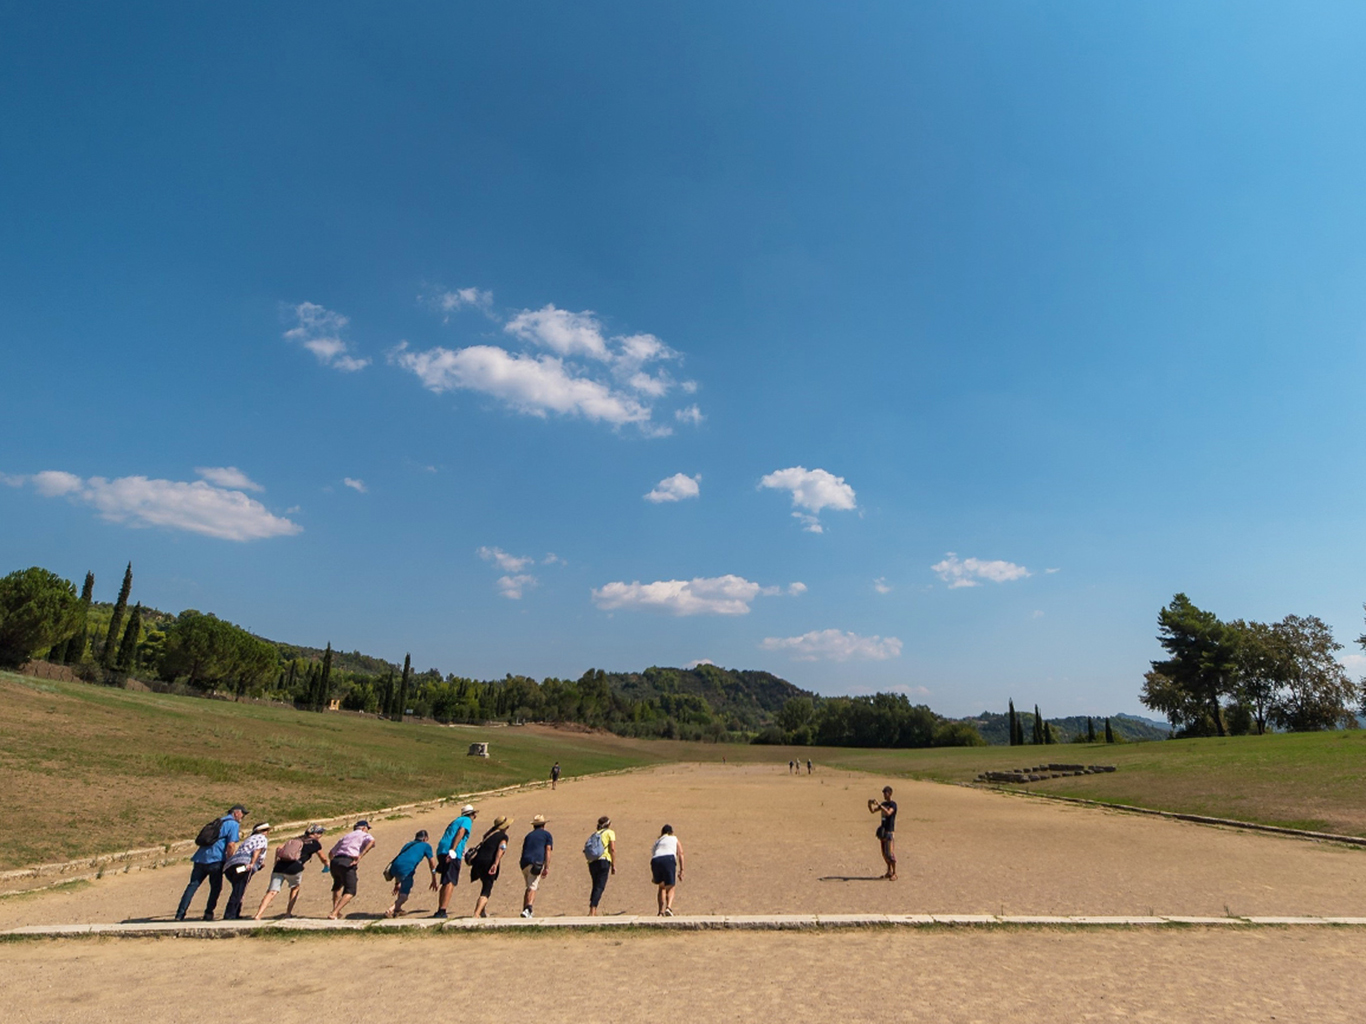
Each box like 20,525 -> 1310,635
385,829 -> 436,918
432,805 -> 477,919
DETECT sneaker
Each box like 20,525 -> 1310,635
202,913 -> 215,921
663,908 -> 673,917
520,908 -> 532,918
431,910 -> 447,919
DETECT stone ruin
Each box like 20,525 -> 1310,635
975,763 -> 1116,784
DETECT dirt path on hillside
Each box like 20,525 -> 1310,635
5,928 -> 1364,1024
4,764 -> 1365,928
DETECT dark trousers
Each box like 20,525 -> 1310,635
223,864 -> 252,920
588,858 -> 611,908
175,861 -> 224,920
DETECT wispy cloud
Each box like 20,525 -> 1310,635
496,574 -> 537,600
674,405 -> 704,427
478,546 -> 536,572
194,467 -> 264,492
760,629 -> 903,662
283,302 -> 370,372
343,478 -> 368,493
644,473 -> 701,504
423,286 -> 493,320
7,469 -> 300,541
592,574 -> 789,616
931,553 -> 1031,589
873,577 -> 893,594
787,582 -> 808,596
759,466 -> 857,533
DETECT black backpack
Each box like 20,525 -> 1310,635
194,818 -> 224,848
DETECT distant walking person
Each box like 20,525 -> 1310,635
519,814 -> 554,918
384,829 -> 437,918
551,762 -> 561,790
585,815 -> 616,916
806,759 -> 812,775
867,786 -> 898,881
650,824 -> 684,916
470,816 -> 512,918
175,804 -> 246,921
327,820 -> 375,919
254,824 -> 329,919
223,822 -> 271,920
433,804 -> 476,919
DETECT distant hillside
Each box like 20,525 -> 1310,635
603,664 -> 810,729
964,710 -> 1171,745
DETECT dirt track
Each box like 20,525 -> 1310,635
4,763 -> 1365,926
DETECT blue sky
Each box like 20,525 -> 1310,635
4,3 -> 1366,716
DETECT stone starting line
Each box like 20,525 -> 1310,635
7,913 -> 1366,939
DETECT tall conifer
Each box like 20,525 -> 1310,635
1032,705 -> 1045,745
317,643 -> 333,711
395,653 -> 412,722
101,563 -> 133,668
61,571 -> 95,663
1105,717 -> 1115,743
1007,699 -> 1018,746
115,603 -> 142,671
1087,716 -> 1097,742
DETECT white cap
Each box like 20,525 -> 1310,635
461,804 -> 475,814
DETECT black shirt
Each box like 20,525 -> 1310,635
879,800 -> 898,834
471,829 -> 508,874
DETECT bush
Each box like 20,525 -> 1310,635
931,721 -> 986,747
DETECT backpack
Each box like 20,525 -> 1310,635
195,818 -> 225,848
582,829 -> 605,862
275,838 -> 305,864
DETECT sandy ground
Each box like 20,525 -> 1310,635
5,763 -> 1366,926
4,929 -> 1365,1023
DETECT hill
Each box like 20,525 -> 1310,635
603,664 -> 809,729
964,710 -> 1171,745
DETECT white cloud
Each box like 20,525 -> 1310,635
496,574 -> 537,600
390,343 -> 653,427
543,553 -> 566,566
787,582 -> 808,596
1340,653 -> 1366,675
675,404 -> 704,426
426,286 -> 493,318
759,466 -> 857,532
931,553 -> 1031,589
760,629 -> 903,662
684,658 -> 715,669
505,305 -> 611,361
343,478 -> 368,493
1045,567 -> 1061,574
592,575 -> 780,616
12,470 -> 300,541
283,302 -> 371,372
873,577 -> 893,594
478,546 -> 536,572
645,473 -> 701,504
195,466 -> 263,492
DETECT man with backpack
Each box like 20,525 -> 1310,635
254,824 -> 329,919
584,815 -> 615,916
174,804 -> 246,921
384,829 -> 437,918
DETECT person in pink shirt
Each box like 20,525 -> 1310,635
327,820 -> 376,919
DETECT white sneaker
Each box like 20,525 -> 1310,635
520,908 -> 532,918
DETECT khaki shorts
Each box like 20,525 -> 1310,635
522,864 -> 544,891
268,871 -> 302,892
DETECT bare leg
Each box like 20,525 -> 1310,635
473,895 -> 490,918
438,882 -> 454,912
664,884 -> 676,912
253,888 -> 278,920
329,892 -> 354,919
657,885 -> 665,915
285,885 -> 301,916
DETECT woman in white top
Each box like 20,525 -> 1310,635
649,824 -> 684,916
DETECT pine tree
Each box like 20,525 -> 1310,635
1032,704 -> 1045,745
1087,716 -> 1096,743
101,563 -> 133,668
316,643 -> 333,711
395,653 -> 411,722
1104,717 -> 1115,743
115,603 -> 142,672
1007,699 -> 1019,746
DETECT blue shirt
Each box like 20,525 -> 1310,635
192,816 -> 240,865
391,841 -> 433,878
519,827 -> 553,866
438,815 -> 474,858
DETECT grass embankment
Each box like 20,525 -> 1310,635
0,672 -> 672,869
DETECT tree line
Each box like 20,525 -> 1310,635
1140,593 -> 1361,736
0,563 -> 985,748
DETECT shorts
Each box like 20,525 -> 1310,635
268,870 -> 303,893
521,862 -> 544,891
437,854 -> 463,887
650,855 -> 677,887
471,864 -> 498,899
330,855 -> 359,896
396,872 -> 417,896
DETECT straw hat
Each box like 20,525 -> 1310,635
531,814 -> 547,825
493,815 -> 513,830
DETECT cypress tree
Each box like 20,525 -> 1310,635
1032,705 -> 1045,745
1086,716 -> 1096,743
395,653 -> 412,722
115,603 -> 143,672
1105,717 -> 1115,744
301,663 -> 317,708
101,563 -> 133,668
1043,721 -> 1054,745
61,571 -> 95,663
317,643 -> 333,711
382,670 -> 396,717
1007,699 -> 1018,746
